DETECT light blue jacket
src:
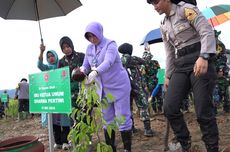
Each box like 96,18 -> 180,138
37,50 -> 59,70
37,50 -> 71,127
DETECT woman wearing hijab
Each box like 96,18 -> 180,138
38,44 -> 71,151
81,22 -> 132,152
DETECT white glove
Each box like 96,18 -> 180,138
148,96 -> 153,103
80,66 -> 85,73
86,70 -> 98,84
91,66 -> 97,71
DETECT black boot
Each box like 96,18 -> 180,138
198,117 -> 219,152
104,129 -> 116,152
121,130 -> 132,152
143,120 -> 155,137
180,139 -> 191,152
132,126 -> 139,134
131,115 -> 140,133
206,145 -> 219,152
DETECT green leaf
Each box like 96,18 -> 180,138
69,81 -> 119,152
105,92 -> 115,102
97,143 -> 101,152
86,115 -> 91,125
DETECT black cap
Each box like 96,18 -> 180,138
20,78 -> 27,82
118,43 -> 133,55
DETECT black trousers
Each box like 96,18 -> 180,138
18,99 -> 29,112
164,54 -> 219,149
53,124 -> 70,145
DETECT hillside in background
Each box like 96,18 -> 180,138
0,89 -> 16,98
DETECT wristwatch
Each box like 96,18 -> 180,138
199,53 -> 210,60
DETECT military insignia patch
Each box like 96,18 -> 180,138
184,7 -> 198,21
217,45 -> 223,54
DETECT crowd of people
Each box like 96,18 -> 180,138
1,0 -> 230,152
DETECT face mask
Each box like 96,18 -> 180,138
49,57 -> 55,63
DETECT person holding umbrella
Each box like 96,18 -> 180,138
80,22 -> 132,152
37,43 -> 72,150
147,0 -> 219,152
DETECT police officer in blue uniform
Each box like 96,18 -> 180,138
147,0 -> 219,151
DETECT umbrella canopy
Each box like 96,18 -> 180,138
202,4 -> 230,27
140,28 -> 162,45
0,0 -> 82,43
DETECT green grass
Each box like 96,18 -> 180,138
4,99 -> 18,119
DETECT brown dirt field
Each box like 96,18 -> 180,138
0,111 -> 230,152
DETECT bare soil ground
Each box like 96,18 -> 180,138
1,110 -> 230,152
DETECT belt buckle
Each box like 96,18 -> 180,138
175,50 -> 179,59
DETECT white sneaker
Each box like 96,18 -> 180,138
62,143 -> 70,150
53,143 -> 62,150
168,142 -> 181,151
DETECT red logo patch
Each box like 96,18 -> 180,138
44,73 -> 49,82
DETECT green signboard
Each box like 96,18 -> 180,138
29,67 -> 71,113
157,69 -> 165,84
1,94 -> 8,103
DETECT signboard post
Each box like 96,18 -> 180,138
29,67 -> 71,152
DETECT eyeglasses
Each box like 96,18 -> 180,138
147,0 -> 161,5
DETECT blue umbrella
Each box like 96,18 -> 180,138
140,28 -> 162,45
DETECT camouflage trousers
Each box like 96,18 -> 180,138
151,96 -> 163,113
213,86 -> 230,113
132,89 -> 150,121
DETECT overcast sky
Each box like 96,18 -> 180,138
0,0 -> 229,90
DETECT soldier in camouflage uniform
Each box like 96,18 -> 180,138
215,66 -> 230,113
118,43 -> 155,137
212,84 -> 221,114
58,36 -> 86,149
214,30 -> 228,76
142,47 -> 162,113
59,36 -> 85,109
213,30 -> 230,113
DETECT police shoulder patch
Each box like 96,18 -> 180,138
184,7 -> 198,21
